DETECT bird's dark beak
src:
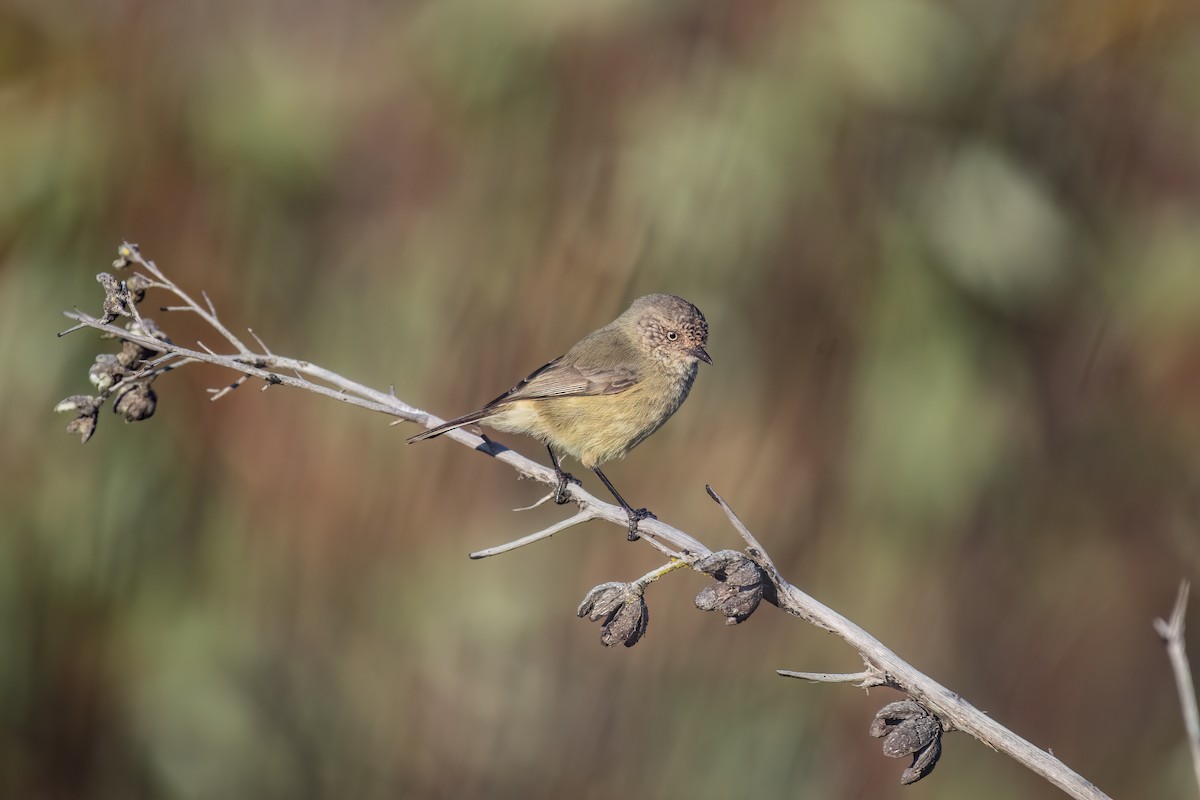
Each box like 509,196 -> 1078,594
692,346 -> 713,365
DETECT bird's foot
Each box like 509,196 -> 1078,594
554,471 -> 582,505
625,508 -> 656,541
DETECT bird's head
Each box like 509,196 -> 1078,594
628,294 -> 711,371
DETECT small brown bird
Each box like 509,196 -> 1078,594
407,294 -> 711,540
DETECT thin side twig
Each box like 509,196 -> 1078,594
630,559 -> 689,590
248,327 -> 274,356
1154,581 -> 1200,794
777,669 -> 887,687
513,492 -> 557,512
469,510 -> 598,559
122,243 -> 253,355
208,374 -> 249,401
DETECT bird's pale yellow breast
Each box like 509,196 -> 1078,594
529,362 -> 696,468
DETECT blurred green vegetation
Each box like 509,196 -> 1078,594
4,0 -> 1200,797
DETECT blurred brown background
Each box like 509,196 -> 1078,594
4,0 -> 1200,797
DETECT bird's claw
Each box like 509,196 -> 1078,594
626,508 -> 656,541
554,471 -> 582,505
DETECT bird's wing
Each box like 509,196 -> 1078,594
484,355 -> 639,407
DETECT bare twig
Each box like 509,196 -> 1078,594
469,510 -> 598,559
208,374 -> 249,401
58,247 -> 1114,800
705,484 -> 771,556
513,492 -> 557,512
777,669 -> 887,687
630,559 -> 689,590
1155,581 -> 1200,794
247,327 -> 273,356
121,244 -> 252,354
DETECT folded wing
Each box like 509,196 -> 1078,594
486,356 -> 639,407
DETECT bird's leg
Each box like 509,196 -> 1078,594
592,467 -> 656,541
547,446 -> 581,505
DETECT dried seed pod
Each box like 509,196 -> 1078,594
869,699 -> 944,785
97,272 -> 133,323
901,737 -> 941,785
869,700 -> 929,736
113,383 -> 157,422
578,582 -> 649,648
65,414 -> 98,443
128,317 -> 170,344
55,395 -> 102,444
600,595 -> 649,647
118,318 -> 170,367
54,395 -> 98,415
118,339 -> 147,368
125,273 -> 153,304
578,582 -> 626,622
89,353 -> 126,391
879,716 -> 940,758
112,242 -> 137,269
694,550 -> 770,624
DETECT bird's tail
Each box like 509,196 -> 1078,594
405,408 -> 494,444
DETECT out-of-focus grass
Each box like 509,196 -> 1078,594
3,0 -> 1200,798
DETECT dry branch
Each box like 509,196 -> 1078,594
1155,582 -> 1200,795
56,243 -> 1114,799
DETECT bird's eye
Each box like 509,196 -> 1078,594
667,331 -> 678,341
